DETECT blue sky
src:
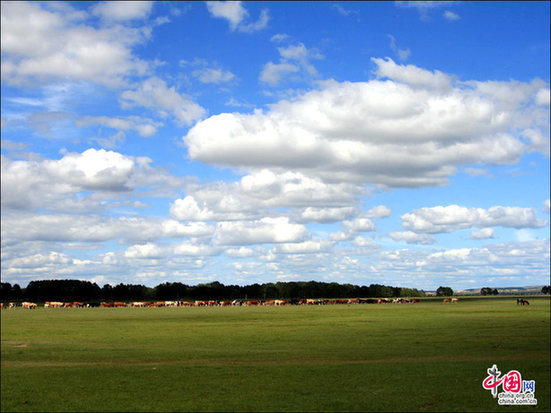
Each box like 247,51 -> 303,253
1,1 -> 549,291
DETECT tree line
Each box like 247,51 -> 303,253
0,279 -> 426,302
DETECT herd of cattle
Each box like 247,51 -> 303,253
1,298 -> 424,309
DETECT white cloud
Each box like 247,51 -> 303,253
1,1 -> 150,87
388,231 -> 436,244
343,218 -> 376,233
206,1 -> 269,33
192,67 -> 235,84
274,239 -> 334,254
214,217 -> 308,245
77,115 -> 161,137
1,149 -> 185,212
1,212 -> 213,246
124,242 -> 163,259
120,77 -> 206,126
225,247 -> 256,258
170,170 -> 364,222
395,1 -> 458,20
91,1 -> 153,21
401,205 -> 548,234
260,62 -> 299,86
300,207 -> 358,223
387,34 -> 411,61
185,59 -> 548,188
469,228 -> 495,240
443,10 -> 460,21
373,57 -> 451,90
260,42 -> 323,86
365,205 -> 392,218
543,200 -> 550,214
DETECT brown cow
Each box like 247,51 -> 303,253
22,302 -> 37,309
443,298 -> 450,303
451,298 -> 458,303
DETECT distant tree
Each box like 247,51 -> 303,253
436,286 -> 454,297
0,283 -> 12,301
542,286 -> 550,295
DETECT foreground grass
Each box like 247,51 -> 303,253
1,298 -> 549,412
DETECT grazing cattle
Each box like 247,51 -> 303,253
517,298 -> 530,306
63,302 -> 73,308
244,300 -> 259,306
443,298 -> 450,303
412,298 -> 421,303
348,298 -> 360,304
451,298 -> 458,303
164,301 -> 178,307
22,302 -> 37,309
45,301 -> 64,308
100,302 -> 114,307
274,300 -> 289,306
73,302 -> 84,308
194,300 -> 206,307
8,302 -> 15,309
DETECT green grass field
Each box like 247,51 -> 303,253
1,297 -> 549,412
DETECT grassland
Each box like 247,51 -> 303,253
1,297 -> 549,412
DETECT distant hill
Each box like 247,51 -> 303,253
454,286 -> 546,295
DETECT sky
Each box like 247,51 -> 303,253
1,1 -> 550,291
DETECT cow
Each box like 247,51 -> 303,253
412,298 -> 421,303
443,298 -> 450,303
274,300 -> 289,306
22,302 -> 37,309
73,302 -> 84,308
348,298 -> 360,304
0,303 -> 3,309
451,298 -> 458,303
8,302 -> 15,309
517,298 -> 530,306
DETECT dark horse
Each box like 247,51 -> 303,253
517,298 -> 530,305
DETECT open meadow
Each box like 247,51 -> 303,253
1,297 -> 549,412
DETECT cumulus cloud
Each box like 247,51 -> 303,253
1,1 -> 150,87
469,228 -> 495,240
1,149 -> 186,212
388,231 -> 435,245
91,1 -> 153,21
2,211 -> 214,245
170,170 -> 365,222
120,77 -> 206,126
193,67 -> 235,84
213,217 -> 308,245
77,115 -> 161,137
260,42 -> 323,86
401,205 -> 548,234
185,59 -> 548,188
206,1 -> 269,33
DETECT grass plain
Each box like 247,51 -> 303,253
1,297 -> 549,412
